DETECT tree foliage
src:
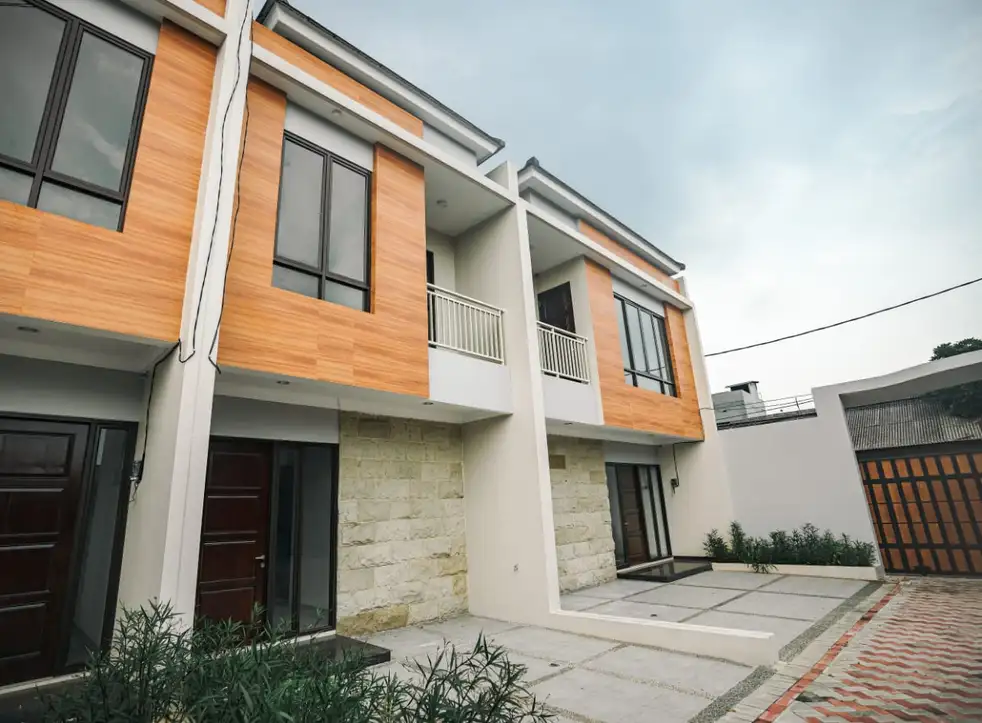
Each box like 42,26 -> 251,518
928,337 -> 982,420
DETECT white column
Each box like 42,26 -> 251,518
457,163 -> 560,622
115,0 -> 254,626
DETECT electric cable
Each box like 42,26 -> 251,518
705,274 -> 982,357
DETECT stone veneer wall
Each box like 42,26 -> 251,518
336,413 -> 467,635
547,436 -> 617,592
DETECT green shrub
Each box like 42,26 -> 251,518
44,603 -> 552,723
703,523 -> 877,572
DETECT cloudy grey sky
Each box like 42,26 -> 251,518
291,0 -> 981,399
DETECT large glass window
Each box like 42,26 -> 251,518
0,0 -> 152,231
615,294 -> 676,396
272,134 -> 371,311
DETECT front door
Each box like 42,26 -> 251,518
0,418 -> 89,686
615,465 -> 649,566
196,439 -> 273,625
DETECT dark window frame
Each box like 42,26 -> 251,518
615,293 -> 677,397
0,0 -> 154,232
273,131 -> 373,312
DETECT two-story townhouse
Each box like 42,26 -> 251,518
0,0 -> 756,692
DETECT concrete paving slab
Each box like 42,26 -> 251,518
678,571 -> 781,590
683,610 -> 813,647
362,626 -> 447,660
758,575 -> 868,598
504,652 -> 570,683
584,645 -> 754,697
627,584 -> 746,609
419,615 -> 520,644
585,599 -> 697,622
560,593 -> 604,611
534,667 -> 709,723
718,591 -> 842,621
492,626 -> 620,663
573,579 -> 663,599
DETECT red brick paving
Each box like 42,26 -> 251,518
756,578 -> 982,722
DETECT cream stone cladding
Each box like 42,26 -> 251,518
336,412 -> 467,635
547,436 -> 617,592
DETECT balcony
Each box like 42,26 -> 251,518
537,322 -> 589,383
427,284 -> 505,363
426,284 -> 511,416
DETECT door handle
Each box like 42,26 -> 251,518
255,554 -> 266,569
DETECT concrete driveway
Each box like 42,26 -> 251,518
363,570 -> 882,722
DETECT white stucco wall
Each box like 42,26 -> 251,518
211,396 -> 340,443
428,347 -> 512,414
427,228 -> 457,291
49,0 -> 160,52
423,123 -> 477,166
0,355 -> 145,421
541,375 -> 602,425
719,415 -> 878,544
284,102 -> 374,171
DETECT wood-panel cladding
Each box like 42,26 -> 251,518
579,221 -> 680,293
194,0 -> 225,16
252,23 -> 424,138
217,79 -> 429,397
0,23 -> 216,341
585,261 -> 703,440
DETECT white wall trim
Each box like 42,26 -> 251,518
612,277 -> 666,316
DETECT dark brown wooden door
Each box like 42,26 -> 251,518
537,282 -> 576,333
196,439 -> 273,625
616,466 -> 649,566
0,418 -> 89,686
859,444 -> 982,575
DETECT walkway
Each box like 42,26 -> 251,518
363,571 -> 882,722
760,577 -> 982,722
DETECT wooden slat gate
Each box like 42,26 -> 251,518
858,442 -> 982,575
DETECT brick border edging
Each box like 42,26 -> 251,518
754,583 -> 901,722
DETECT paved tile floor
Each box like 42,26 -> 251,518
361,570 -> 867,722
771,578 -> 982,723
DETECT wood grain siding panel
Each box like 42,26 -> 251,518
579,220 -> 680,292
252,23 -> 423,137
194,0 -> 225,16
217,79 -> 429,397
0,22 -> 216,341
585,260 -> 703,439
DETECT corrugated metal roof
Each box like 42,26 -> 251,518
846,397 -> 982,451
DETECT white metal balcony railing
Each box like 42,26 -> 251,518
537,321 -> 590,384
427,284 -> 506,364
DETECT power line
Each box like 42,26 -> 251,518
705,274 -> 982,358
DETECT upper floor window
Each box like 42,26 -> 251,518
0,0 -> 152,231
615,294 -> 676,396
272,133 -> 371,312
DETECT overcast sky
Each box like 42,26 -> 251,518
290,0 -> 981,399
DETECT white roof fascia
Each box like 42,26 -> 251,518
517,165 -> 683,277
264,4 -> 501,163
523,201 -> 692,311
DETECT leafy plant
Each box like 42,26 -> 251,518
927,338 -> 982,420
702,523 -> 877,572
44,603 -> 553,723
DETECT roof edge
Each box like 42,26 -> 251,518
520,157 -> 685,273
258,0 -> 505,162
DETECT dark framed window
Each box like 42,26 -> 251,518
615,294 -> 676,396
272,132 -> 372,312
0,0 -> 153,231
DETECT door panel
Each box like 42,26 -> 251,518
615,466 -> 649,566
196,439 -> 273,626
537,282 -> 576,333
0,418 -> 89,686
